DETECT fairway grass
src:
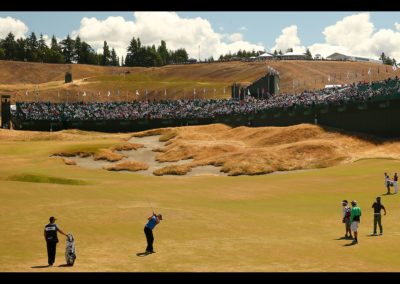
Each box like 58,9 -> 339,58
1,130 -> 400,271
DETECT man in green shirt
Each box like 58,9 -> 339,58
350,200 -> 362,244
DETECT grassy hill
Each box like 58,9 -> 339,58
1,60 -> 398,103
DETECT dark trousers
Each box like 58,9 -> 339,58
374,214 -> 383,234
46,241 -> 57,265
144,226 -> 154,252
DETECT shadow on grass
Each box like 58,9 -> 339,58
31,265 -> 51,269
343,241 -> 358,246
334,236 -> 353,240
136,252 -> 152,257
58,264 -> 73,267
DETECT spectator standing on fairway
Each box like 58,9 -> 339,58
350,201 -> 362,244
44,216 -> 67,266
342,200 -> 353,239
394,173 -> 398,194
372,197 -> 386,235
144,213 -> 163,254
385,172 -> 391,194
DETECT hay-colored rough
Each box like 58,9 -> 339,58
55,151 -> 93,158
131,128 -> 172,138
93,149 -> 126,162
111,143 -> 144,151
63,158 -> 77,165
103,160 -> 149,172
159,131 -> 177,142
153,164 -> 192,176
151,123 -> 400,176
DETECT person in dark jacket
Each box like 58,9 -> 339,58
44,216 -> 67,266
372,197 -> 387,235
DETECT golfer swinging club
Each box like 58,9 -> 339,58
144,211 -> 163,254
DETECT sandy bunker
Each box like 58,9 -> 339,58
62,135 -> 227,176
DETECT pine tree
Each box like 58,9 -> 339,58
157,40 -> 169,65
38,33 -> 48,62
305,48 -> 312,60
111,48 -> 118,66
60,35 -> 75,63
101,41 -> 111,66
74,36 -> 82,63
15,38 -> 27,61
380,52 -> 386,63
26,32 -> 39,62
49,35 -> 64,63
125,37 -> 139,66
2,32 -> 17,60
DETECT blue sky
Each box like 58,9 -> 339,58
1,12 -> 400,60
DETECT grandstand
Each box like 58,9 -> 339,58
8,76 -> 400,137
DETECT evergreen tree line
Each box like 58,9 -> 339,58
124,38 -> 188,66
0,32 -> 119,66
0,32 -> 190,67
380,52 -> 397,66
218,49 -> 263,61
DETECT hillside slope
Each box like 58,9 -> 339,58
1,60 -> 398,103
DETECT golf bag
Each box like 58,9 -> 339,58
65,233 -> 76,266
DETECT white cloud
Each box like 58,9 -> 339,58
0,16 -> 29,38
308,43 -> 350,58
228,33 -> 243,42
307,13 -> 400,60
71,12 -> 264,60
71,16 -> 136,60
239,26 -> 247,31
218,26 -> 224,31
271,25 -> 305,53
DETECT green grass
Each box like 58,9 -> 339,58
1,134 -> 400,271
6,173 -> 88,185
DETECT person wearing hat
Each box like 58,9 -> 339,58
44,216 -> 67,266
144,213 -> 163,254
372,197 -> 386,235
350,201 -> 362,244
342,200 -> 353,239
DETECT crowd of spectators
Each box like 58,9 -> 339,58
13,77 -> 400,121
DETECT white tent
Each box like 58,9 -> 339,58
283,51 -> 306,56
258,52 -> 273,58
